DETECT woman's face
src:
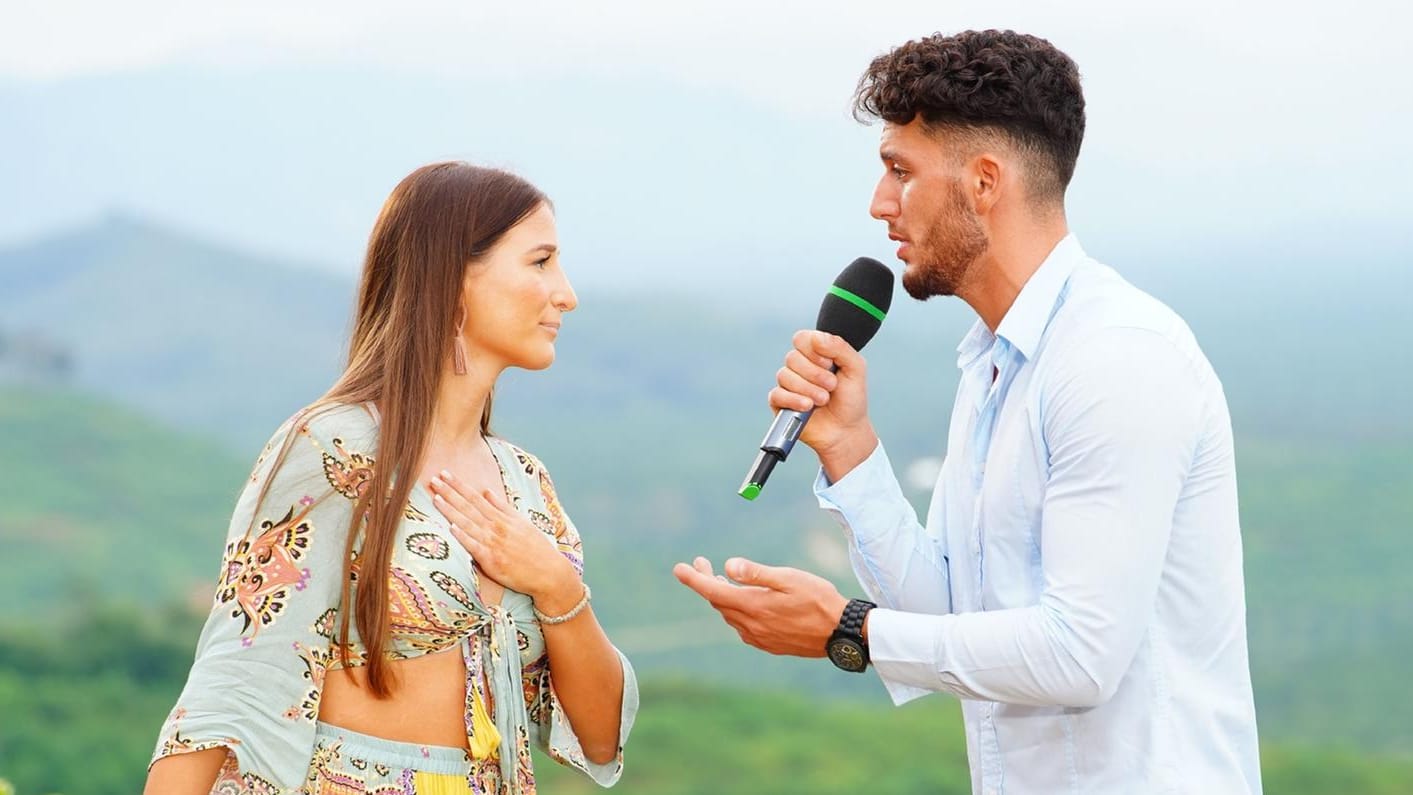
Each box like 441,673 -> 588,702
459,204 -> 577,373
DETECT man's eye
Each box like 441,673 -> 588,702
892,166 -> 908,179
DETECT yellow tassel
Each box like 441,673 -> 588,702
468,686 -> 501,760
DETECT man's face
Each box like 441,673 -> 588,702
869,118 -> 988,301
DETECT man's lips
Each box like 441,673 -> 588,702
889,233 -> 912,258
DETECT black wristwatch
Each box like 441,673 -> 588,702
826,598 -> 876,673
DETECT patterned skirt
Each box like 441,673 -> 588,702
304,722 -> 501,795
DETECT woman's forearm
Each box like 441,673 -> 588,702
144,746 -> 227,795
540,604 -> 625,765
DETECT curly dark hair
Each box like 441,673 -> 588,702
854,29 -> 1086,202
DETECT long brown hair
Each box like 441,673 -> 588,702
316,161 -> 548,696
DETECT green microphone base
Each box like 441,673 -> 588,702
739,449 -> 781,501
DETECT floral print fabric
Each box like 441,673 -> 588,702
151,403 -> 636,794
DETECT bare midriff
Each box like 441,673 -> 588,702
318,645 -> 471,750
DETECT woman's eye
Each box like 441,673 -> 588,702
534,257 -> 550,270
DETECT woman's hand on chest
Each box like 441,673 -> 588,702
426,470 -> 581,610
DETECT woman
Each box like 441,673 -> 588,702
143,162 -> 637,794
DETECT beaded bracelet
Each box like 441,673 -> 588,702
534,583 -> 592,625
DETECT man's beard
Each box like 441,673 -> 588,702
901,182 -> 988,301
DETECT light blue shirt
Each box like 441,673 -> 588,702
815,236 -> 1261,794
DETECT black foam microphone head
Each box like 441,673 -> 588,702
815,257 -> 895,352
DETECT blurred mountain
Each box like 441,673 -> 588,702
0,67 -> 887,302
5,213 -> 1411,453
0,212 -> 975,457
0,212 -> 353,447
0,326 -> 74,383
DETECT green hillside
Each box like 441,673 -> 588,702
0,385 -> 246,613
1237,438 -> 1413,750
3,602 -> 1411,795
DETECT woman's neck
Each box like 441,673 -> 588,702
429,360 -> 500,448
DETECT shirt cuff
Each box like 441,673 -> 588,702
868,607 -> 945,706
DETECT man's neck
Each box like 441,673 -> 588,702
959,221 -> 1069,332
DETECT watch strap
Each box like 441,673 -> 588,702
836,598 -> 875,647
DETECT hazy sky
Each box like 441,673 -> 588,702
2,0 -> 1408,293
6,1 -> 1406,112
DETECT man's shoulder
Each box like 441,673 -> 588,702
1057,260 -> 1186,337
1040,259 -> 1211,377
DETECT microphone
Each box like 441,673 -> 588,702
738,257 -> 894,500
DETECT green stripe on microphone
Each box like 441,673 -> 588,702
827,285 -> 887,322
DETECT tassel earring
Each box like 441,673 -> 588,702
452,306 -> 468,376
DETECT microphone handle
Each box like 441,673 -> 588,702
738,364 -> 837,501
761,406 -> 814,459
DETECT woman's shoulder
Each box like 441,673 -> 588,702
263,402 -> 379,450
246,402 -> 379,478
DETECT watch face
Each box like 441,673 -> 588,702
828,638 -> 867,672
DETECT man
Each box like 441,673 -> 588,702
674,30 -> 1262,794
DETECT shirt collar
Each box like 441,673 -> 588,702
992,234 -> 1084,362
955,317 -> 995,371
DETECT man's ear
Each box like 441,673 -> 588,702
969,151 -> 1004,216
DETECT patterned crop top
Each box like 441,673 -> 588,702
150,403 -> 637,794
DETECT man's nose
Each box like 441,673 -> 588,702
870,177 -> 899,221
